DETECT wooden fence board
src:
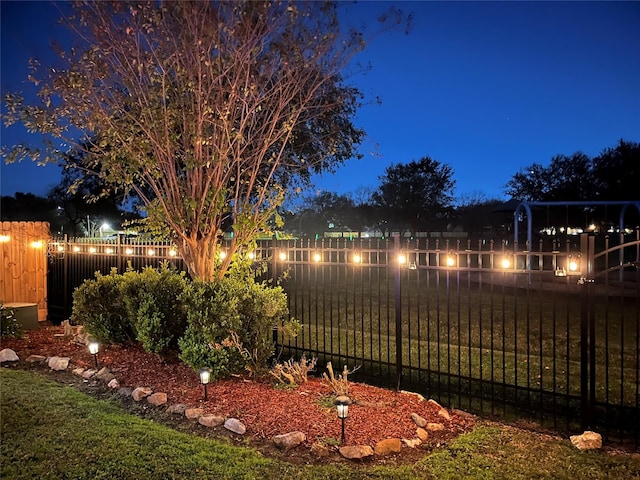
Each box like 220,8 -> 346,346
0,221 -> 49,321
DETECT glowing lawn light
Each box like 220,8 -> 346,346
334,395 -> 352,443
199,368 -> 212,401
88,341 -> 100,369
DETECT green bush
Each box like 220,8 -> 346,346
178,270 -> 295,378
71,268 -> 134,344
0,303 -> 22,338
122,264 -> 188,354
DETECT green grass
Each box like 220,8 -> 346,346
2,369 -> 639,480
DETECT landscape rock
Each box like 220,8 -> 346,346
167,404 -> 188,415
224,418 -> 246,435
438,408 -> 452,421
147,392 -> 168,406
374,438 -> 402,456
131,387 -> 153,401
48,356 -> 70,371
0,348 -> 19,363
82,369 -> 97,379
416,427 -> 429,441
198,414 -> 225,428
95,367 -> 115,383
26,354 -> 46,363
118,387 -> 133,397
402,438 -> 422,448
311,442 -> 331,458
185,408 -> 204,419
400,390 -> 425,402
410,412 -> 427,428
72,367 -> 85,376
273,431 -> 306,450
570,431 -> 602,450
426,422 -> 445,432
108,379 -> 120,389
339,445 -> 374,460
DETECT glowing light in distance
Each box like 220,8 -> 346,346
568,260 -> 579,272
248,252 -> 255,260
147,249 -> 155,256
31,241 -> 43,249
446,255 -> 455,267
56,245 -> 64,252
353,254 -> 361,264
279,251 -> 287,261
73,246 -> 81,253
105,247 -> 114,255
501,257 -> 511,269
313,253 -> 321,262
0,235 -> 10,243
397,254 -> 406,265
219,251 -> 227,259
88,247 -> 97,254
125,248 -> 134,255
169,249 -> 177,257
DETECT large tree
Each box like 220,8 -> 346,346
3,1 -> 403,280
372,156 -> 455,235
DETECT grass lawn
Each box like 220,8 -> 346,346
2,369 -> 639,480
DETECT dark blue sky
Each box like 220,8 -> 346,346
2,1 -> 639,202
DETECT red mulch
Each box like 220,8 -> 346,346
1,326 -> 475,449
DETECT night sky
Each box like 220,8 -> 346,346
1,1 -> 639,202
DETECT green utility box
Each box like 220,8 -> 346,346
2,303 -> 40,330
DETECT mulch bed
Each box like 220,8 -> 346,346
1,326 -> 476,465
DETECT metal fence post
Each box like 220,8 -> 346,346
579,233 -> 596,431
394,234 -> 402,391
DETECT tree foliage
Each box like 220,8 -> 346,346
504,140 -> 639,202
372,156 -> 455,235
3,1 -> 405,280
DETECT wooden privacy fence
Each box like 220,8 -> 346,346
0,221 -> 49,321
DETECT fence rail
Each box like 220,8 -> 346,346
46,232 -> 640,448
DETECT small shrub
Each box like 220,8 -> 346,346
269,355 -> 317,387
0,303 -> 21,338
71,268 -> 134,344
322,362 -> 360,396
122,264 -> 188,354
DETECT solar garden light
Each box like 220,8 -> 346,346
199,368 -> 212,401
88,341 -> 100,369
334,395 -> 352,444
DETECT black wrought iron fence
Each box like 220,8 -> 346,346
46,232 -> 640,447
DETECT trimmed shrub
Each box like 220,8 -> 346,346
71,268 -> 134,344
121,264 -> 188,354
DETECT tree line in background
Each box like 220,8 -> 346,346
3,139 -> 638,241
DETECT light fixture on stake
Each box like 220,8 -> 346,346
199,368 -> 212,401
334,395 -> 352,444
88,341 -> 100,369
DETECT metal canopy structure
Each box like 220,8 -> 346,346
514,200 -> 640,275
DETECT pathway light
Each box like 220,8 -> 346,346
334,395 -> 352,443
88,341 -> 100,369
199,368 -> 212,401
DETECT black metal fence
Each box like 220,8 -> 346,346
47,232 -> 640,447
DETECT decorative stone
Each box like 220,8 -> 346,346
224,418 -> 246,435
410,412 -> 427,428
401,390 -> 425,402
570,431 -> 602,450
48,356 -> 70,371
147,392 -> 168,406
374,438 -> 402,456
425,422 -> 445,432
438,408 -> 451,421
339,445 -> 374,460
96,367 -> 115,383
402,438 -> 422,448
131,387 -> 153,401
416,427 -> 429,441
26,354 -> 46,363
72,367 -> 85,376
185,408 -> 204,419
108,379 -> 120,389
167,404 -> 189,415
198,414 -> 225,428
118,387 -> 133,397
0,348 -> 19,362
311,442 -> 331,458
82,369 -> 97,379
273,431 -> 306,450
